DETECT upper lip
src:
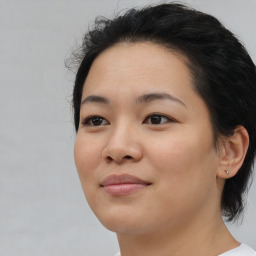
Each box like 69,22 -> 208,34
100,174 -> 151,187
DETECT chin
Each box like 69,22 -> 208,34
94,207 -> 151,235
103,221 -> 149,236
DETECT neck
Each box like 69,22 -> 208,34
117,213 -> 239,256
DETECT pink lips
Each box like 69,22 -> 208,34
100,174 -> 151,196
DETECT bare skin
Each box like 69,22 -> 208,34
74,42 -> 249,256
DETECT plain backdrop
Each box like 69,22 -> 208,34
0,0 -> 255,255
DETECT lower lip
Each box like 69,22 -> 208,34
102,183 -> 149,196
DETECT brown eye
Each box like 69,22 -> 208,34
144,114 -> 173,125
82,116 -> 109,126
150,115 -> 162,124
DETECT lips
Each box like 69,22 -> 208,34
100,174 -> 151,196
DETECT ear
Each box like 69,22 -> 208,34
217,126 -> 249,179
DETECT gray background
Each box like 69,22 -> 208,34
0,0 -> 255,255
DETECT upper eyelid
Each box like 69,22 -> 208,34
143,113 -> 178,122
144,113 -> 177,122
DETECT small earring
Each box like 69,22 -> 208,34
225,170 -> 230,175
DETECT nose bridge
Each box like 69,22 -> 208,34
102,119 -> 142,162
110,120 -> 131,144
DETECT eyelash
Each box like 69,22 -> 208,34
81,113 -> 175,127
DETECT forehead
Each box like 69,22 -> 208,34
83,42 -> 194,97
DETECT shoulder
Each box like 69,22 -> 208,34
219,244 -> 256,256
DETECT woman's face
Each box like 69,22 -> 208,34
74,42 -> 223,235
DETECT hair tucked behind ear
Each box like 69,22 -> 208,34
69,3 -> 256,221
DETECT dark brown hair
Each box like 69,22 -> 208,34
69,3 -> 256,221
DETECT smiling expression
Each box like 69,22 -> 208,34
74,42 -> 223,235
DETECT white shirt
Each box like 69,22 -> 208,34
114,244 -> 256,256
219,244 -> 256,256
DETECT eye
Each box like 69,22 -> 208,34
81,115 -> 109,127
143,113 -> 174,125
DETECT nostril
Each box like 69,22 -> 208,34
104,154 -> 135,163
106,156 -> 112,161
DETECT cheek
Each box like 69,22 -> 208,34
74,134 -> 102,182
145,133 -> 193,174
145,130 -> 218,186
74,133 -> 105,211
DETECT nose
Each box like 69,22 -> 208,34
102,125 -> 143,164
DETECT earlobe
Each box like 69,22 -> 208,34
217,126 -> 249,179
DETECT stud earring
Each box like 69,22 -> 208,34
225,170 -> 230,175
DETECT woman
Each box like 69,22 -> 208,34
70,3 -> 256,255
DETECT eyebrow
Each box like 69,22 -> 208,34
81,95 -> 110,105
81,92 -> 186,108
135,92 -> 186,107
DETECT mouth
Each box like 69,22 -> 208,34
100,174 -> 152,196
